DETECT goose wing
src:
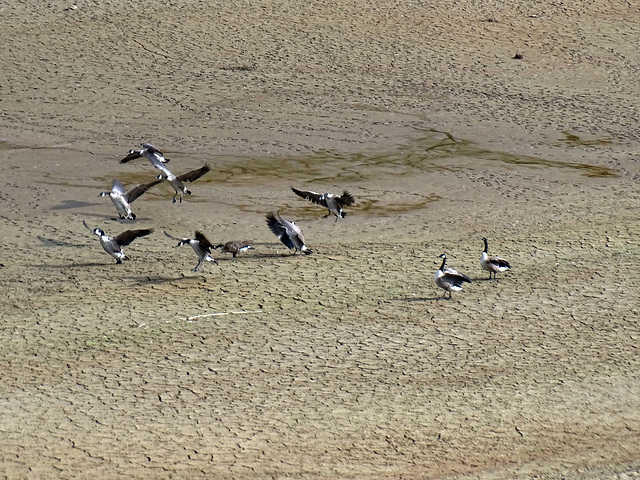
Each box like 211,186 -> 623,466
125,179 -> 163,202
443,267 -> 472,284
111,180 -> 127,195
120,150 -> 142,164
291,187 -> 327,208
163,230 -> 186,242
266,212 -> 295,250
142,143 -> 161,154
279,215 -> 307,248
148,154 -> 172,176
338,190 -> 355,206
489,255 -> 511,269
177,164 -> 211,183
114,228 -> 154,246
194,230 -> 214,252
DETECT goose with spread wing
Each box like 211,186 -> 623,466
266,212 -> 312,255
435,253 -> 472,299
120,143 -> 170,166
151,157 -> 211,203
164,230 -> 218,272
83,220 -> 154,264
291,187 -> 355,221
99,179 -> 162,220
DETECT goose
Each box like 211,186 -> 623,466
481,237 -> 511,279
83,220 -> 153,264
151,157 -> 211,203
120,143 -> 170,165
291,187 -> 355,221
266,212 -> 312,255
98,179 -> 162,220
164,230 -> 218,272
214,240 -> 254,258
435,253 -> 472,299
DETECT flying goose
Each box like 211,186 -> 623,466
120,143 -> 170,166
151,157 -> 211,203
266,212 -> 312,255
83,220 -> 153,264
164,230 -> 218,272
214,240 -> 254,258
435,253 -> 472,299
291,187 -> 355,221
99,179 -> 162,220
481,237 -> 511,279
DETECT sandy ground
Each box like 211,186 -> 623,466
1,1 -> 640,478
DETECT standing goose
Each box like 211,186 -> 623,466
481,237 -> 511,279
151,157 -> 211,203
266,212 -> 312,255
214,240 -> 254,259
435,253 -> 472,299
291,187 -> 355,221
99,178 -> 162,220
83,220 -> 153,264
164,230 -> 218,272
120,143 -> 170,166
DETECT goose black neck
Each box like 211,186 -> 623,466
439,255 -> 447,271
482,238 -> 489,253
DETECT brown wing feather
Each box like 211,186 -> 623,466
177,164 -> 211,183
115,228 -> 154,246
120,151 -> 142,164
291,187 -> 326,207
490,255 -> 511,269
126,179 -> 163,202
195,230 -> 214,250
339,190 -> 355,206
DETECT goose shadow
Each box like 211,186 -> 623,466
125,275 -> 196,285
51,200 -> 99,211
38,237 -> 87,248
34,261 -> 109,268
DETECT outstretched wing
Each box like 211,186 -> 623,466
115,228 -> 154,246
338,190 -> 355,206
111,180 -> 127,195
178,164 -> 211,183
141,143 -> 161,154
163,230 -> 184,242
291,187 -> 327,208
266,212 -> 294,250
195,230 -> 215,251
125,179 -> 162,203
120,150 -> 142,164
147,154 -> 172,176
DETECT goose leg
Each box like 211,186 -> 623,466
192,259 -> 204,272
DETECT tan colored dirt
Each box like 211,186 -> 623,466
1,1 -> 640,478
